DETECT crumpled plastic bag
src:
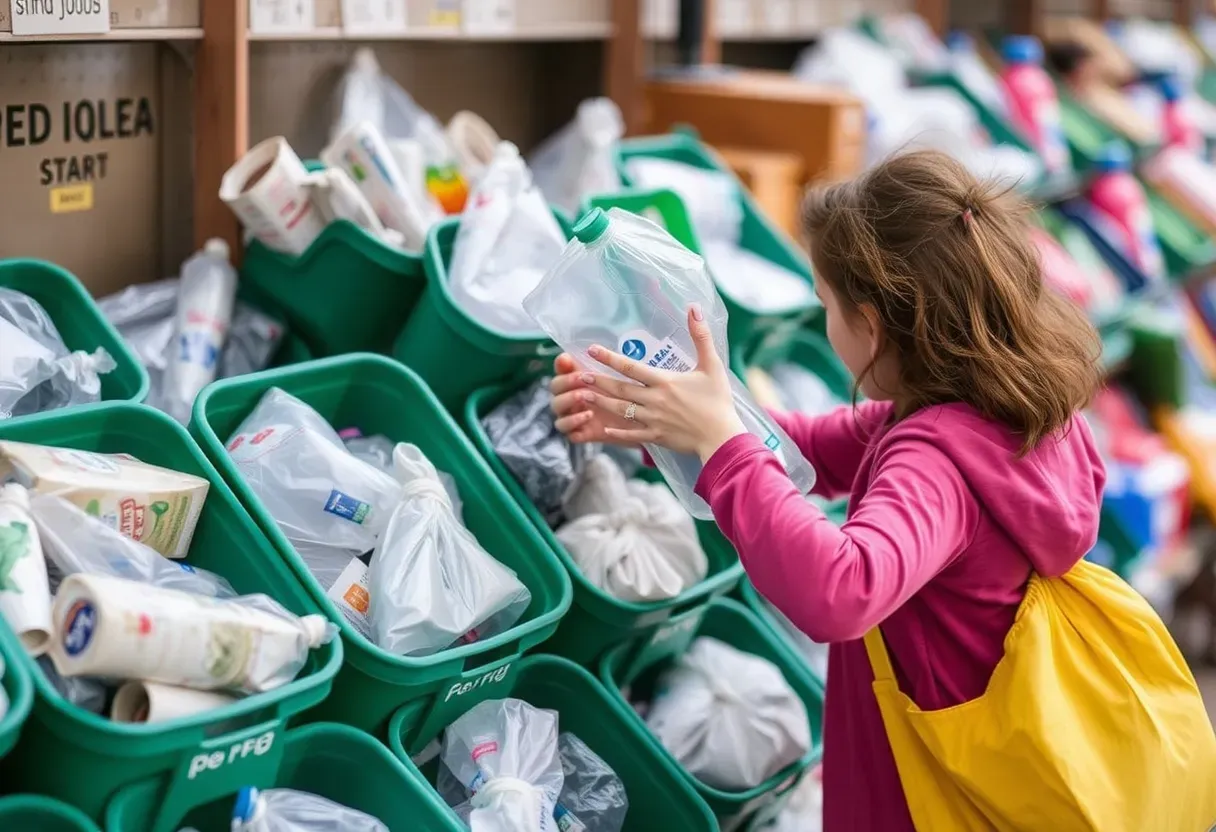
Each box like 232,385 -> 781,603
645,637 -> 811,791
557,454 -> 707,603
342,433 -> 463,520
530,98 -> 624,215
622,157 -> 743,246
36,655 -> 108,714
448,142 -> 567,335
440,698 -> 564,832
701,241 -> 815,314
231,786 -> 388,832
481,377 -> 593,528
0,288 -> 115,420
756,767 -> 822,832
367,444 -> 530,656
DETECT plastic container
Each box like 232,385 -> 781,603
463,370 -> 744,665
1087,142 -> 1167,283
388,654 -> 718,830
615,131 -> 818,349
0,796 -> 101,832
106,722 -> 463,832
1160,75 -> 1204,156
1000,36 -> 1071,175
0,259 -> 148,413
599,598 -> 823,826
390,210 -> 572,412
0,622 -> 33,760
0,403 -> 342,823
191,354 -> 572,736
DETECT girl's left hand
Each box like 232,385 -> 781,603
579,304 -> 747,463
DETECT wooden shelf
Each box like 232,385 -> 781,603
0,27 -> 204,41
247,22 -> 611,41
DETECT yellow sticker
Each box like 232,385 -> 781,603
428,0 -> 459,26
49,185 -> 94,214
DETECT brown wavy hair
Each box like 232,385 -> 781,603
801,150 -> 1102,454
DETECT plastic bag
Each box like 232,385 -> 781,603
221,303 -> 286,380
36,655 -> 108,714
341,433 -> 463,518
621,157 -> 742,246
701,241 -> 815,314
556,454 -> 707,602
448,142 -> 567,335
523,208 -> 816,520
367,444 -> 530,656
29,493 -> 235,598
481,377 -> 593,528
756,767 -> 822,832
0,288 -> 115,420
645,637 -> 811,790
440,698 -> 564,832
231,786 -> 388,832
530,98 -> 624,215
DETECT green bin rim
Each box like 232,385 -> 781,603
0,401 -> 344,737
0,794 -> 101,830
0,622 -> 34,755
244,216 -> 421,274
191,352 -> 574,677
0,257 -> 150,407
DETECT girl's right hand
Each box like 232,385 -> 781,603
550,353 -> 641,447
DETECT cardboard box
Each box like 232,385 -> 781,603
0,0 -> 200,30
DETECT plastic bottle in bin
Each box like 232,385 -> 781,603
1000,35 -> 1070,174
1086,142 -> 1166,282
1159,75 -> 1204,157
162,238 -> 237,424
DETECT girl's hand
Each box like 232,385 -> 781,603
579,304 -> 746,462
550,353 -> 641,447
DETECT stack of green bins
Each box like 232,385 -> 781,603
388,654 -> 718,830
106,723 -> 463,832
0,259 -> 148,414
0,797 -> 100,832
463,369 -> 745,665
191,354 -> 573,737
0,624 -> 32,760
0,403 -> 342,824
390,211 -> 572,413
600,598 -> 824,827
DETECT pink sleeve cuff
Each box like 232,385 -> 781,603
694,433 -> 769,502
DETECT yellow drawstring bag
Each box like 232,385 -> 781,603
864,559 -> 1216,831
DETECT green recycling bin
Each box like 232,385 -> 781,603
0,259 -> 148,415
0,622 -> 33,761
0,403 -> 342,822
106,722 -> 463,832
0,796 -> 101,832
616,131 -> 818,349
738,578 -> 829,685
191,354 -> 572,736
599,598 -> 824,825
463,371 -> 744,665
388,654 -> 718,831
390,211 -> 571,413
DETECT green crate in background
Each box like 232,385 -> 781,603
599,598 -> 824,827
107,723 -> 463,832
463,371 -> 744,666
0,403 -> 342,824
583,187 -> 703,253
0,623 -> 33,761
388,654 -> 718,831
0,259 -> 149,416
191,354 -> 572,737
0,796 -> 101,832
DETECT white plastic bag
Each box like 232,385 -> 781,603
621,157 -> 743,246
448,142 -> 567,335
701,241 -> 815,314
231,786 -> 388,832
367,444 -> 530,656
440,698 -> 564,832
768,362 -> 842,417
556,454 -> 707,602
523,208 -> 816,520
757,767 -> 822,832
645,637 -> 811,791
530,98 -> 624,216
342,433 -> 463,518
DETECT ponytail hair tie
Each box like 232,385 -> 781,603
961,206 -> 975,229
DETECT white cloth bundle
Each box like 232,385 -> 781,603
645,637 -> 811,791
557,454 -> 707,603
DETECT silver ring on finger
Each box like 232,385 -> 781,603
624,401 -> 639,421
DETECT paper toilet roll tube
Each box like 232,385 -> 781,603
50,573 -> 332,694
0,484 -> 53,657
220,136 -> 325,257
111,680 -> 238,724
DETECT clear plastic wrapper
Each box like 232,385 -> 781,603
530,98 -> 624,215
220,303 -> 287,380
367,444 -> 530,656
480,377 -> 593,528
36,655 -> 108,714
523,208 -> 816,520
0,288 -> 115,420
440,698 -> 564,832
645,637 -> 811,791
231,786 -> 388,832
557,454 -> 707,602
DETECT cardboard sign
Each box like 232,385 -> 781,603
9,0 -> 110,36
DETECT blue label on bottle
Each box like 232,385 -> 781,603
62,600 -> 96,657
621,339 -> 647,361
323,489 -> 371,524
554,803 -> 586,832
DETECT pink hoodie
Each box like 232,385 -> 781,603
695,399 -> 1105,831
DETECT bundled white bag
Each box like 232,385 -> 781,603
342,432 -> 464,518
367,444 -> 530,656
645,637 -> 811,791
440,698 -> 564,832
530,98 -> 624,215
556,454 -> 707,603
448,142 -> 567,335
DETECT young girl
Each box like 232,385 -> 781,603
548,150 -> 1108,830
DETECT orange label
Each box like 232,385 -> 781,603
343,584 -> 369,613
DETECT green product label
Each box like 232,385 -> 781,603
0,520 -> 31,593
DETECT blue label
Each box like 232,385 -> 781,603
178,332 -> 220,370
764,433 -> 780,451
323,490 -> 371,524
554,804 -> 586,831
621,339 -> 646,361
62,600 -> 96,657
179,563 -> 197,573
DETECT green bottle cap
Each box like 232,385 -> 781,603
572,208 -> 610,244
